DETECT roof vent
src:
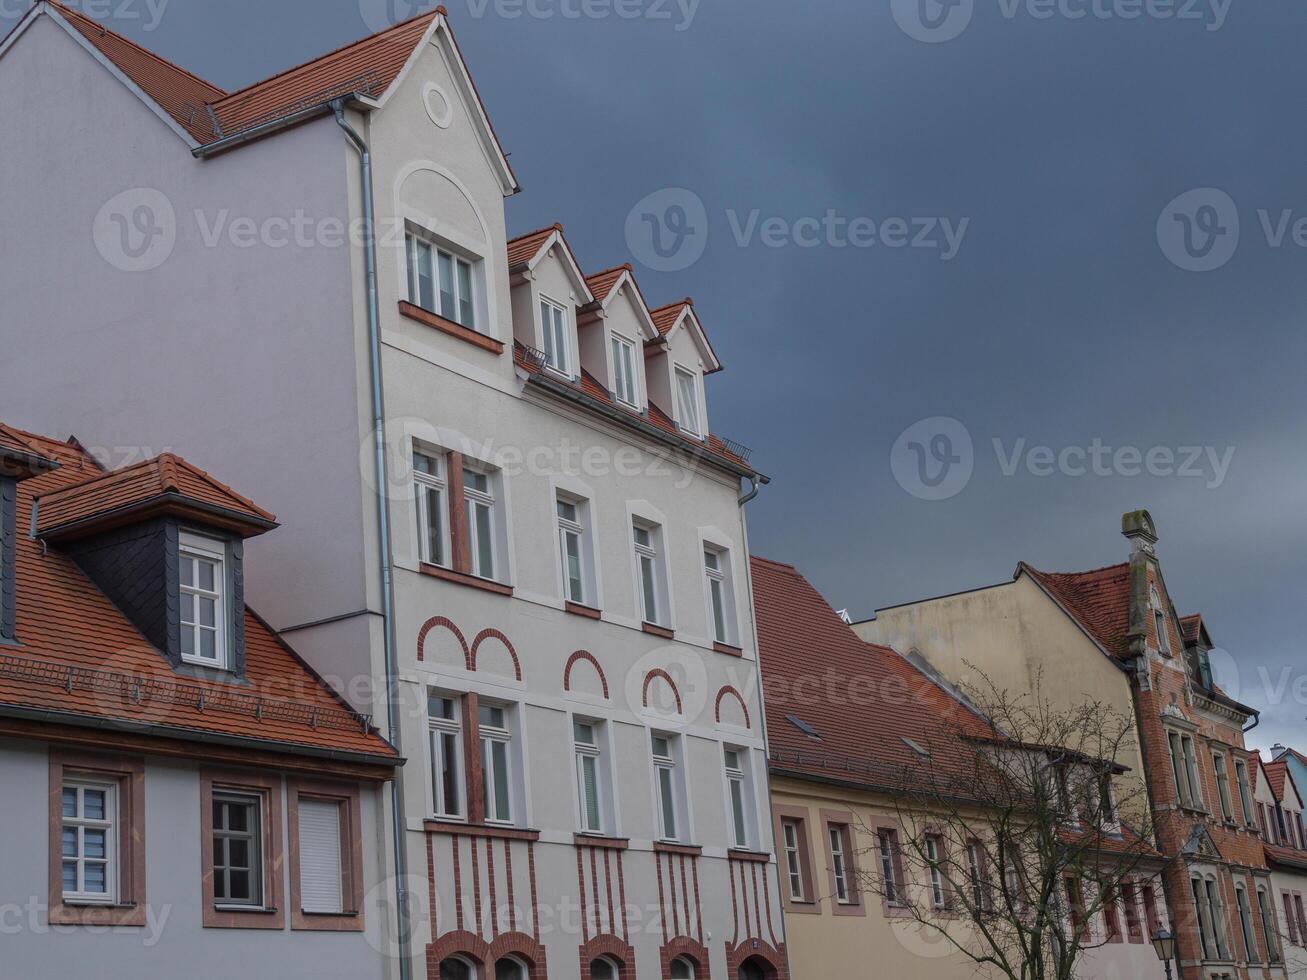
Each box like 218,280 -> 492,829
902,737 -> 932,760
786,715 -> 822,741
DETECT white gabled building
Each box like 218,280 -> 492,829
0,5 -> 787,979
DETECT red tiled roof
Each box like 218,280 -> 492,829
584,265 -> 632,305
0,422 -> 59,477
49,0 -> 226,143
507,224 -> 562,268
1021,562 -> 1132,657
513,344 -> 747,470
1265,844 -> 1307,872
650,300 -> 691,337
752,556 -> 997,792
1180,613 -> 1203,646
35,452 -> 276,539
206,9 -> 440,136
1265,760 -> 1289,801
1,429 -> 394,762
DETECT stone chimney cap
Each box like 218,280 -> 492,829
1122,509 -> 1158,551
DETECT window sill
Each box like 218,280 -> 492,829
653,841 -> 702,856
420,562 -> 513,596
424,819 -> 542,842
214,904 -> 278,914
292,908 -> 364,932
574,833 -> 629,850
727,848 -> 771,864
50,900 -> 146,927
399,301 -> 504,355
565,601 -> 602,620
713,641 -> 743,657
642,622 -> 675,640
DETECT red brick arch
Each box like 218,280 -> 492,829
417,616 -> 471,667
660,937 -> 711,979
428,930 -> 547,980
725,940 -> 788,980
564,650 -> 610,699
471,628 -> 522,681
642,669 -> 683,715
714,686 -> 752,729
579,935 -> 636,980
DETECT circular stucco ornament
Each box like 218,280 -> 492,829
423,82 -> 453,129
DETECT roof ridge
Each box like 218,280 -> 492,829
210,7 -> 441,109
508,222 -> 563,243
34,454 -> 159,501
46,0 -> 227,97
586,263 -> 633,280
651,298 -> 694,312
749,555 -> 799,573
1026,560 -> 1130,580
170,455 -> 276,521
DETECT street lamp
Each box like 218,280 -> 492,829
1151,927 -> 1176,980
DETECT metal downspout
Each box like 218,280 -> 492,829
737,475 -> 794,976
333,99 -> 412,980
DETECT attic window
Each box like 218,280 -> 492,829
902,737 -> 932,760
1151,588 -> 1171,655
786,715 -> 822,741
179,533 -> 228,669
675,367 -> 702,438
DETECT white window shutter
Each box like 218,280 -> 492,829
298,800 -> 343,914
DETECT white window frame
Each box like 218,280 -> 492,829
967,840 -> 986,910
463,466 -> 498,582
1236,884 -> 1259,963
60,781 -> 117,904
212,790 -> 264,909
926,835 -> 947,909
674,365 -> 704,438
429,694 -> 465,821
724,746 -> 754,849
1168,731 -> 1204,809
703,545 -> 737,646
539,297 -> 570,376
633,521 -> 667,627
878,830 -> 902,905
480,703 -> 515,826
1213,749 -> 1234,822
611,333 -> 639,408
179,531 -> 227,669
651,732 -> 683,843
574,719 -> 605,835
407,230 -> 478,331
557,495 -> 592,607
782,821 -> 805,901
415,449 -> 450,569
829,824 -> 851,904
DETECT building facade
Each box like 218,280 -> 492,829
1259,755 -> 1307,977
0,424 -> 401,979
860,511 -> 1287,980
0,5 -> 786,979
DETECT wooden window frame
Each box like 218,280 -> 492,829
774,806 -> 818,913
200,769 -> 285,929
821,809 -> 864,916
48,750 -> 146,927
873,818 -> 912,918
287,778 -> 364,931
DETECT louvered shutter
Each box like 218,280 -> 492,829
298,800 -> 343,914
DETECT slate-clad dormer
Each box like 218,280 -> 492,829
0,423 -> 60,643
33,453 -> 277,676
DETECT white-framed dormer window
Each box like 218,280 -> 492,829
463,467 -> 498,581
60,781 -> 116,904
704,546 -> 738,647
429,694 -> 464,820
557,495 -> 594,607
480,702 -> 516,825
611,334 -> 639,408
651,732 -> 686,842
540,297 -> 570,375
415,449 -> 450,568
633,521 -> 668,627
407,230 -> 477,330
675,366 -> 703,438
180,532 -> 227,669
723,746 -> 755,849
574,719 -> 606,834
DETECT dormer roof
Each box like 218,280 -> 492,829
1018,561 -> 1132,659
0,423 -> 60,480
507,223 -> 594,302
35,452 -> 277,542
648,299 -> 723,374
583,264 -> 660,340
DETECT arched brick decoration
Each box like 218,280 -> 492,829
579,935 -> 636,980
418,616 -> 471,668
471,628 -> 522,681
714,686 -> 752,729
725,940 -> 788,980
642,668 -> 683,715
427,931 -> 547,980
660,937 -> 710,980
563,650 -> 610,699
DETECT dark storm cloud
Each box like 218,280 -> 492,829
10,0 -> 1303,747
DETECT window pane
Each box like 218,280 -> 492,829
659,767 -> 676,838
84,790 -> 106,820
479,705 -> 505,728
62,828 -> 77,857
582,755 -> 600,831
200,597 -> 216,628
677,370 -> 700,434
492,740 -> 511,820
83,829 -> 106,859
541,302 -> 556,362
198,560 -> 215,592
438,251 -> 456,320
62,862 -> 77,892
179,555 -> 194,588
83,862 -> 107,893
200,629 -> 216,661
640,555 -> 658,623
565,532 -> 584,602
62,788 -> 78,817
463,470 -> 489,495
457,259 -> 474,327
711,578 -> 727,643
424,486 -> 445,565
474,502 -> 494,578
557,499 -> 578,523
415,239 -> 435,312
730,778 -> 747,846
633,525 -> 651,548
441,732 -> 460,815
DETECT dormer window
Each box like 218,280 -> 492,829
407,231 -> 476,331
1151,588 -> 1171,655
611,335 -> 639,408
539,298 -> 570,375
675,366 -> 703,438
179,532 -> 228,669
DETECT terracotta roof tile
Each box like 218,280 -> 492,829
1180,613 -> 1203,646
0,429 -> 394,762
0,422 -> 60,477
206,9 -> 439,137
507,224 -> 562,268
35,452 -> 276,539
1022,562 -> 1132,657
49,0 -> 226,142
752,556 -> 996,792
650,300 -> 692,337
1265,843 -> 1307,871
1265,759 -> 1289,800
584,265 -> 632,305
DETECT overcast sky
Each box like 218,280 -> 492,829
11,0 -> 1304,751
